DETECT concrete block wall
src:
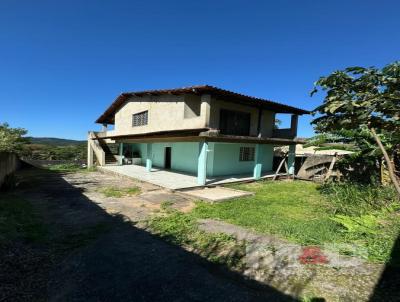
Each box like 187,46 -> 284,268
0,152 -> 19,188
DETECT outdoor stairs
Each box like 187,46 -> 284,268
99,140 -> 118,165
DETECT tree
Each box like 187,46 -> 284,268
311,61 -> 400,195
0,123 -> 28,153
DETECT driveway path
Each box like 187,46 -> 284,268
12,168 -> 293,302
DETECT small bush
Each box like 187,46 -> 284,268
330,214 -> 381,235
319,182 -> 399,216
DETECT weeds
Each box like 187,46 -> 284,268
46,163 -> 85,172
189,181 -> 400,263
147,209 -> 245,269
100,186 -> 140,198
319,182 -> 399,216
0,194 -> 47,246
160,200 -> 174,211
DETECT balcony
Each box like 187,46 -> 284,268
272,128 -> 296,139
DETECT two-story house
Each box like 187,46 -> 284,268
88,85 -> 308,186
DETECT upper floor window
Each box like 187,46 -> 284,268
220,109 -> 251,136
239,146 -> 255,161
132,111 -> 148,127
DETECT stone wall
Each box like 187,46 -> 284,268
0,152 -> 20,188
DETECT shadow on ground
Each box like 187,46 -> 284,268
369,232 -> 400,302
8,167 -> 300,302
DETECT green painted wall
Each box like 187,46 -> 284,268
171,142 -> 199,174
128,142 -> 199,174
151,143 -> 168,167
125,141 -> 274,177
210,143 -> 274,176
211,143 -> 252,176
260,144 -> 274,171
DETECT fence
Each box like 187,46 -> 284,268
0,152 -> 20,188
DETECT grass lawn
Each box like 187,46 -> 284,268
193,181 -> 340,245
47,163 -> 95,173
188,180 -> 400,263
0,194 -> 47,246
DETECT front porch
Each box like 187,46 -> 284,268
98,164 -> 282,190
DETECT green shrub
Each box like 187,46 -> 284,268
319,182 -> 399,216
320,183 -> 400,262
330,214 -> 381,235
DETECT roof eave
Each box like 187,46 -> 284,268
95,85 -> 310,124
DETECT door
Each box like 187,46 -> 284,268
164,147 -> 171,169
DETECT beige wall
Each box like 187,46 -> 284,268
260,110 -> 275,137
111,94 -> 208,136
109,93 -> 289,138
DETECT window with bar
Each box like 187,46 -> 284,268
132,111 -> 148,127
239,146 -> 255,161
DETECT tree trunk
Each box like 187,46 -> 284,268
370,128 -> 400,197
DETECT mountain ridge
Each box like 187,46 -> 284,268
27,137 -> 86,146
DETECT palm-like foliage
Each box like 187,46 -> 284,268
311,62 -> 400,194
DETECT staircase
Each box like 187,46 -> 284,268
88,131 -> 118,167
99,140 -> 118,165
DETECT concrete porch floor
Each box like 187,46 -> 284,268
98,164 -> 283,190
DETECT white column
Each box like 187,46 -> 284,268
146,143 -> 153,172
197,141 -> 208,185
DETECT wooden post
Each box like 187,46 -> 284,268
371,128 -> 400,196
324,152 -> 337,181
273,153 -> 287,181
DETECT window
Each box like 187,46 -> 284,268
132,111 -> 148,127
239,147 -> 255,161
219,109 -> 251,136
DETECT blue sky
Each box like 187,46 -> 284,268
1,0 -> 399,140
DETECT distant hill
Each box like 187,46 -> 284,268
27,137 -> 86,146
